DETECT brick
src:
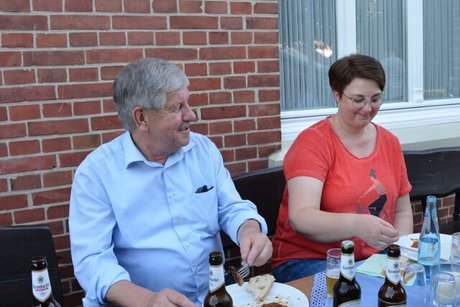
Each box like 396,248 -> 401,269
127,31 -> 154,45
100,32 -> 126,46
36,33 -> 67,48
59,151 -> 91,168
28,119 -> 89,136
201,105 -> 246,120
0,123 -> 26,138
188,77 -> 221,91
96,0 -> 122,11
0,213 -> 13,226
0,155 -> 57,175
0,15 -> 47,30
24,51 -> 85,66
259,89 -> 279,101
0,0 -> 30,11
234,119 -> 256,132
248,131 -> 279,145
209,121 -> 232,134
209,92 -> 232,105
53,234 -> 70,250
0,143 -> 7,158
171,16 -> 218,29
255,31 -> 278,44
33,0 -> 62,12
258,60 -> 279,73
91,115 -> 121,130
230,2 -> 252,14
234,90 -> 255,103
73,100 -> 102,116
43,170 -> 73,187
42,137 -> 72,153
14,208 -> 46,224
0,194 -> 28,210
183,31 -> 207,45
47,220 -> 65,236
236,147 -> 257,160
209,32 -> 229,44
234,61 -> 255,74
10,174 -> 41,190
155,31 -> 181,46
4,69 -> 35,85
246,17 -> 278,29
249,103 -> 280,116
0,52 -> 21,67
47,204 -> 69,219
102,99 -> 117,112
209,135 -> 223,148
58,82 -> 112,99
101,130 -> 123,143
69,32 -> 98,47
146,48 -> 198,61
220,149 -> 235,162
223,76 -> 246,89
258,144 -> 280,158
0,106 -> 6,120
209,62 -> 231,75
248,46 -> 278,59
152,0 -> 177,12
9,104 -> 41,121
188,93 -> 208,107
51,16 -> 110,30
43,102 -> 72,118
112,16 -> 166,29
69,67 -> 99,82
124,0 -> 151,13
101,65 -> 123,80
200,47 -> 246,60
65,0 -> 93,12
185,63 -> 207,76
248,74 -> 279,87
221,17 -> 243,30
224,134 -> 246,147
2,33 -> 33,48
254,2 -> 278,14
205,1 -> 228,14
86,48 -> 143,64
179,0 -> 203,13
73,134 -> 101,149
32,187 -> 71,205
9,140 -> 41,156
231,32 -> 252,44
38,69 -> 67,83
257,116 -> 281,130
0,85 -> 56,103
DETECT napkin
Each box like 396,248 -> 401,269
356,254 -> 416,286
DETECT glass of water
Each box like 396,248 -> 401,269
430,272 -> 457,306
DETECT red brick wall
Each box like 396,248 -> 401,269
0,0 -> 280,305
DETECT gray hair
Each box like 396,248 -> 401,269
113,58 -> 189,132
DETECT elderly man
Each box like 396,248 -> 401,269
69,58 -> 272,306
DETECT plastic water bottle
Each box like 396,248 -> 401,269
417,195 -> 441,283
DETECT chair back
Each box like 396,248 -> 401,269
0,224 -> 63,306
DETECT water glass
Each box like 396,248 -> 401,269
326,248 -> 341,297
403,263 -> 428,303
450,232 -> 460,269
430,271 -> 457,306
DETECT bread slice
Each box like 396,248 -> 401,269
246,274 -> 275,301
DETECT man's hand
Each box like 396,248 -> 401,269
237,219 -> 273,266
148,289 -> 196,307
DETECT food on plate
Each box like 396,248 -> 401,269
260,302 -> 288,307
410,238 -> 419,248
228,266 -> 244,286
246,274 -> 276,301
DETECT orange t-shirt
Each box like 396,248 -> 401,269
271,119 -> 412,268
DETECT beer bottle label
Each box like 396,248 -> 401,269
337,300 -> 360,306
386,257 -> 401,285
340,253 -> 355,281
32,268 -> 52,303
208,264 -> 225,292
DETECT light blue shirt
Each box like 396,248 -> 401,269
69,132 -> 267,306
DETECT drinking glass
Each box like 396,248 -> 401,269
326,248 -> 341,298
403,263 -> 428,304
450,232 -> 460,269
430,272 -> 457,306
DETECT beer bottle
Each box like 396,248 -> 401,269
203,251 -> 233,307
31,255 -> 61,307
378,244 -> 406,306
333,240 -> 361,307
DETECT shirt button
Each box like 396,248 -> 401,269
184,242 -> 191,248
168,193 -> 174,199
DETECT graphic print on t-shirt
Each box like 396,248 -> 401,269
356,169 -> 389,222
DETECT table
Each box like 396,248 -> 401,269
285,220 -> 460,302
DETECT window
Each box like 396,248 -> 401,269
278,0 -> 460,149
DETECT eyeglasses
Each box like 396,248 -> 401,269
342,92 -> 383,108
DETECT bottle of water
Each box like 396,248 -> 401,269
417,195 -> 440,282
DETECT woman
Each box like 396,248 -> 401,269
271,54 -> 413,282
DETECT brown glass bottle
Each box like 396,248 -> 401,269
203,251 -> 233,307
31,255 -> 61,307
333,240 -> 361,307
378,244 -> 407,306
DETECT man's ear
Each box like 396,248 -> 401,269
132,107 -> 149,131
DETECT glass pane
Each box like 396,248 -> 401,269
356,0 -> 407,102
424,0 -> 460,100
279,0 -> 337,111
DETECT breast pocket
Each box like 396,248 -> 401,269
191,189 -> 220,236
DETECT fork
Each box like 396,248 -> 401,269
236,262 -> 250,279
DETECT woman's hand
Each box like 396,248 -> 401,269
353,214 -> 399,250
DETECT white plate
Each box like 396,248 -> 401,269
227,282 -> 309,307
395,233 -> 452,262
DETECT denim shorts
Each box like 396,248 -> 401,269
272,258 -> 326,283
